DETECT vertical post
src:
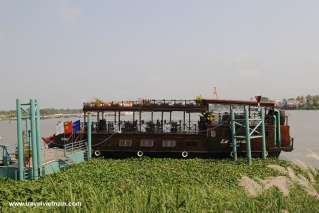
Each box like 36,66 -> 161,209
139,111 -> 142,132
118,111 -> 121,132
275,110 -> 281,147
183,111 -> 186,132
87,114 -> 92,160
25,120 -> 29,147
169,111 -> 172,123
161,111 -> 164,132
261,109 -> 267,159
188,112 -> 191,131
244,107 -> 252,165
133,111 -> 135,122
151,111 -> 153,122
16,99 -> 24,180
30,99 -> 39,179
230,109 -> 237,161
35,100 -> 42,176
273,115 -> 277,146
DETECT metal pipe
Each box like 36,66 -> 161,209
274,109 -> 281,146
261,109 -> 267,159
230,109 -> 237,161
30,99 -> 38,179
35,100 -> 42,176
16,99 -> 24,180
244,107 -> 252,165
87,114 -> 92,160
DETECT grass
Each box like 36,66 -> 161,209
0,158 -> 318,212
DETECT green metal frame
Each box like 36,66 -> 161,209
16,99 -> 42,180
230,106 -> 267,165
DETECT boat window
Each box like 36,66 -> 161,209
186,141 -> 197,147
140,139 -> 154,147
162,140 -> 176,148
118,139 -> 133,147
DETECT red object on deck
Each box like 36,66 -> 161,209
64,121 -> 73,135
42,135 -> 56,144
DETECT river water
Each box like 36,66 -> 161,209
0,111 -> 318,167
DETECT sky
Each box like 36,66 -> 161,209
0,0 -> 319,110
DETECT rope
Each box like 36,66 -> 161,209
92,132 -> 118,147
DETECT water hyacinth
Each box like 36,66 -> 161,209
0,158 -> 317,212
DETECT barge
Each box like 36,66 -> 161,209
44,97 -> 294,159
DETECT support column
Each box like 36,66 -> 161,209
261,109 -> 267,159
183,111 -> 186,132
118,111 -> 121,132
244,107 -> 252,165
151,111 -> 154,122
273,115 -> 277,146
35,100 -> 42,176
16,99 -> 24,180
231,110 -> 237,161
161,111 -> 164,132
139,111 -> 142,132
87,114 -> 92,160
188,112 -> 191,131
30,99 -> 39,179
275,110 -> 281,147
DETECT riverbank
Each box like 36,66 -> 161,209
0,158 -> 318,212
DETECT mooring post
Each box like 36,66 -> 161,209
30,99 -> 39,180
87,113 -> 92,160
16,99 -> 24,180
261,109 -> 267,159
230,109 -> 237,161
244,107 -> 252,165
35,100 -> 42,176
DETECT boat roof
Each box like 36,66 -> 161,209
83,99 -> 275,112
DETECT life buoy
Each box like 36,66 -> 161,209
182,151 -> 188,158
94,150 -> 101,157
137,151 -> 144,157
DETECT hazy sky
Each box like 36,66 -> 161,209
1,0 -> 319,110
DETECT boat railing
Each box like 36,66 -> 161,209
84,120 -> 202,134
0,144 -> 15,166
83,99 -> 200,108
63,140 -> 87,156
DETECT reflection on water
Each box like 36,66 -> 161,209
0,111 -> 319,167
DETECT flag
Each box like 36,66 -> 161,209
56,121 -> 64,135
72,120 -> 81,134
64,121 -> 73,135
